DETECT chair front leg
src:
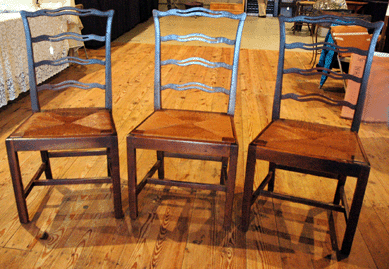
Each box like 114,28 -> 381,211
241,144 -> 257,232
334,174 -> 346,205
340,166 -> 370,256
40,151 -> 53,179
220,157 -> 228,185
109,140 -> 124,219
127,137 -> 138,220
268,162 -> 276,192
6,141 -> 29,223
224,144 -> 238,229
157,151 -> 164,179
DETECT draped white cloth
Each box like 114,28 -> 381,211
0,0 -> 84,107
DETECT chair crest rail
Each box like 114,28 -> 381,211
281,15 -> 382,29
153,7 -> 246,20
21,7 -> 114,18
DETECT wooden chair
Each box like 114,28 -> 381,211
127,8 -> 246,228
6,7 -> 123,224
293,0 -> 315,35
241,15 -> 383,256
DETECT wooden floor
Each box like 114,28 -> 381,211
1,42 -> 389,268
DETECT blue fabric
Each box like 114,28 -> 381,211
317,30 -> 336,87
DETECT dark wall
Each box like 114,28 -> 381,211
75,0 -> 157,48
364,0 -> 389,52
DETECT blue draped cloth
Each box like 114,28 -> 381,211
317,30 -> 336,88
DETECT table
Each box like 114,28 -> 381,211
345,1 -> 368,13
0,12 -> 70,108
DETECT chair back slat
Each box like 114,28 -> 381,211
273,15 -> 384,132
35,58 -> 105,68
37,81 -> 105,92
281,93 -> 356,109
153,8 -> 246,115
162,34 -> 236,45
20,8 -> 114,112
161,83 -> 230,94
284,67 -> 363,83
286,42 -> 369,56
161,57 -> 233,70
32,32 -> 106,43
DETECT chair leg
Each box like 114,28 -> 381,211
337,54 -> 347,90
107,152 -> 112,177
127,137 -> 138,220
83,46 -> 88,59
40,151 -> 53,179
109,141 -> 124,219
268,162 -> 276,192
6,141 -> 29,223
223,144 -> 238,229
340,166 -> 370,256
241,144 -> 257,232
220,157 -> 228,185
334,174 -> 346,205
157,151 -> 164,179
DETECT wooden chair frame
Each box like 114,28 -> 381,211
6,7 -> 123,224
241,15 -> 383,256
127,8 -> 246,228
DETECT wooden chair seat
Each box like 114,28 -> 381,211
10,108 -> 115,138
132,109 -> 235,143
252,119 -> 368,165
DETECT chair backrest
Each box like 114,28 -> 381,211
20,7 -> 114,112
153,8 -> 246,116
274,15 -> 383,132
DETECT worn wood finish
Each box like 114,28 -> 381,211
1,42 -> 389,268
241,15 -> 384,257
6,8 -> 124,224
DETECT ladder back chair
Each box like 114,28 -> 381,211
127,8 -> 246,228
6,7 -> 123,224
241,15 -> 383,256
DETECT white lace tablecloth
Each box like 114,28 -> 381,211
0,12 -> 70,107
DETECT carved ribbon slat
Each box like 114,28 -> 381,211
35,57 -> 104,68
284,67 -> 363,83
162,82 -> 229,94
282,93 -> 356,109
32,32 -> 105,43
162,57 -> 232,69
286,42 -> 368,56
37,81 -> 105,91
162,33 -> 235,45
